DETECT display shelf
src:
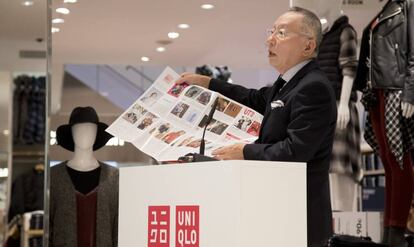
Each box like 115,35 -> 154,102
361,142 -> 383,176
26,229 -> 43,236
13,151 -> 45,156
12,144 -> 45,157
364,169 -> 385,176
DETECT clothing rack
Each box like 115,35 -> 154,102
21,211 -> 43,247
6,211 -> 43,247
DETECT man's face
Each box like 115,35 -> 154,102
266,12 -> 313,74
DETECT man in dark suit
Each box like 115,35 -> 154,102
176,7 -> 336,247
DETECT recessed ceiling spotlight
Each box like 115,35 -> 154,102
22,1 -> 34,6
168,32 -> 180,39
56,7 -> 70,14
141,56 -> 150,62
64,0 -> 77,3
201,4 -> 214,10
178,24 -> 190,29
51,27 -> 60,33
156,47 -> 166,52
52,18 -> 65,24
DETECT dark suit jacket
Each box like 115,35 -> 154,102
210,60 -> 337,246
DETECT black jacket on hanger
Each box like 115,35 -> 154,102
8,169 -> 44,221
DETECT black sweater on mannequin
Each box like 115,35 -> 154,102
317,15 -> 358,102
66,166 -> 101,194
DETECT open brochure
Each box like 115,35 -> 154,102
106,67 -> 263,161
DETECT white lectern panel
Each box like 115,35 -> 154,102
119,160 -> 306,247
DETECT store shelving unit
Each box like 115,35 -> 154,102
360,142 -> 385,212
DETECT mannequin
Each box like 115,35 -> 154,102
355,0 -> 414,246
67,123 -> 99,171
292,0 -> 362,211
50,106 -> 118,247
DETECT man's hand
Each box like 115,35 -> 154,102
175,72 -> 211,88
337,103 -> 350,130
402,101 -> 414,118
212,143 -> 246,160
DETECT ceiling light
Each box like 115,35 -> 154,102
22,1 -> 34,6
156,47 -> 166,52
64,0 -> 77,3
178,24 -> 190,29
3,130 -> 9,136
320,18 -> 327,25
168,32 -> 180,39
201,4 -> 215,10
56,7 -> 70,14
141,56 -> 150,62
52,18 -> 65,24
51,27 -> 60,33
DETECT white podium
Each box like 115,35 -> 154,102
119,160 -> 307,247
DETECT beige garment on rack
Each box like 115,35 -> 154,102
329,173 -> 359,211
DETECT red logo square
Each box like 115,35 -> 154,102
148,206 -> 170,247
175,206 -> 199,247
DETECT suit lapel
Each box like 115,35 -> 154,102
257,78 -> 281,142
257,60 -> 319,143
268,76 -> 286,101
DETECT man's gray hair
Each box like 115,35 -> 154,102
288,6 -> 322,56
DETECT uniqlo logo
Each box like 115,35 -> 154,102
148,206 -> 170,247
175,206 -> 199,247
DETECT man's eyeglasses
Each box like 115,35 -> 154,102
266,28 -> 312,40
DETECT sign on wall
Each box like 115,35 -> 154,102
342,0 -> 386,9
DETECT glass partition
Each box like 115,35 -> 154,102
0,0 -> 48,245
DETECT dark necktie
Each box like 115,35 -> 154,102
275,75 -> 287,92
258,76 -> 287,142
269,76 -> 287,100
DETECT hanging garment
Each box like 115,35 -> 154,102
8,169 -> 44,221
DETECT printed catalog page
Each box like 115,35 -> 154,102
106,67 -> 263,161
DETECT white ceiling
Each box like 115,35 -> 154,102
1,0 -> 389,69
50,0 -> 386,69
51,0 -> 287,69
0,0 -> 46,42
1,0 -> 387,113
0,0 -> 46,72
